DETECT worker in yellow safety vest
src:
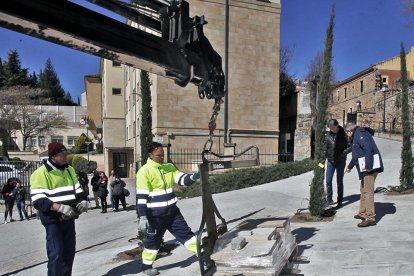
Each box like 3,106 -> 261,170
136,142 -> 200,276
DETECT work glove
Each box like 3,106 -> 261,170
58,204 -> 78,219
75,200 -> 89,214
138,216 -> 149,233
190,170 -> 201,181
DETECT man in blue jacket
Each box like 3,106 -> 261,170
345,123 -> 384,227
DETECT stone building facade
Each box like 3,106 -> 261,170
117,0 -> 281,172
294,82 -> 312,161
327,45 -> 414,131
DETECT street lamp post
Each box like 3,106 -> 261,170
85,141 -> 91,161
382,84 -> 388,132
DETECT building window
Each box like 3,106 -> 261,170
331,93 -> 333,103
360,80 -> 364,93
352,86 -> 355,95
25,137 -> 37,149
344,87 -> 347,99
51,136 -> 64,144
112,88 -> 121,95
38,136 -> 46,147
112,61 -> 121,67
67,136 -> 78,147
382,76 -> 388,85
337,90 -> 340,101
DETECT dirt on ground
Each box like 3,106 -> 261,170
290,208 -> 336,223
113,243 -> 180,262
386,187 -> 414,196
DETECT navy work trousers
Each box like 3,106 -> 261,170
145,206 -> 194,252
45,219 -> 76,276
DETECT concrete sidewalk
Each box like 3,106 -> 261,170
1,137 -> 412,276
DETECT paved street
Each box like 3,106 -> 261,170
0,137 -> 412,276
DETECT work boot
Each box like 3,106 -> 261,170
143,267 -> 159,276
357,220 -> 376,227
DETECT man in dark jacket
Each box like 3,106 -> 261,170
345,123 -> 384,227
325,119 -> 349,208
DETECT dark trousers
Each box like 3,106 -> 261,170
16,200 -> 29,220
45,219 -> 76,276
326,160 -> 346,204
113,195 -> 127,210
143,207 -> 194,269
100,197 -> 107,212
4,200 -> 14,221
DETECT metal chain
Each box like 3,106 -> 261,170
203,98 -> 223,153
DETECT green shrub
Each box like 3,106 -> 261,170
73,159 -> 97,174
71,155 -> 86,168
96,143 -> 103,154
75,135 -> 93,153
87,161 -> 97,173
175,158 -> 315,198
67,154 -> 75,166
73,159 -> 88,174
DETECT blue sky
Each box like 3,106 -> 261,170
0,0 -> 413,101
281,0 -> 414,80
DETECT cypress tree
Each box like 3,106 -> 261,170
399,43 -> 414,188
309,5 -> 335,216
140,70 -> 152,165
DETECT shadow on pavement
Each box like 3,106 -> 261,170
291,227 -> 318,257
340,194 -> 360,208
375,202 -> 396,223
105,260 -> 142,275
157,255 -> 198,272
105,255 -> 198,276
226,208 -> 265,224
291,227 -> 319,244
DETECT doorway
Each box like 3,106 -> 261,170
113,152 -> 128,178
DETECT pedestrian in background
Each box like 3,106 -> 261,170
12,179 -> 30,221
98,172 -> 108,213
345,123 -> 384,227
108,169 -> 116,211
2,177 -> 16,224
77,171 -> 89,197
325,119 -> 349,208
136,142 -> 201,276
90,171 -> 101,209
111,175 -> 127,211
30,142 -> 89,276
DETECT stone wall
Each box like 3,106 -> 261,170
294,84 -> 312,161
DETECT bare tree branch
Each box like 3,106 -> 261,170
0,86 -> 67,151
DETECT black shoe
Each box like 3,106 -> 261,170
335,203 -> 342,209
19,218 -> 23,221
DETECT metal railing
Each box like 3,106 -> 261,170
168,148 -> 294,172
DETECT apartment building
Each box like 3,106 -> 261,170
9,105 -> 90,153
